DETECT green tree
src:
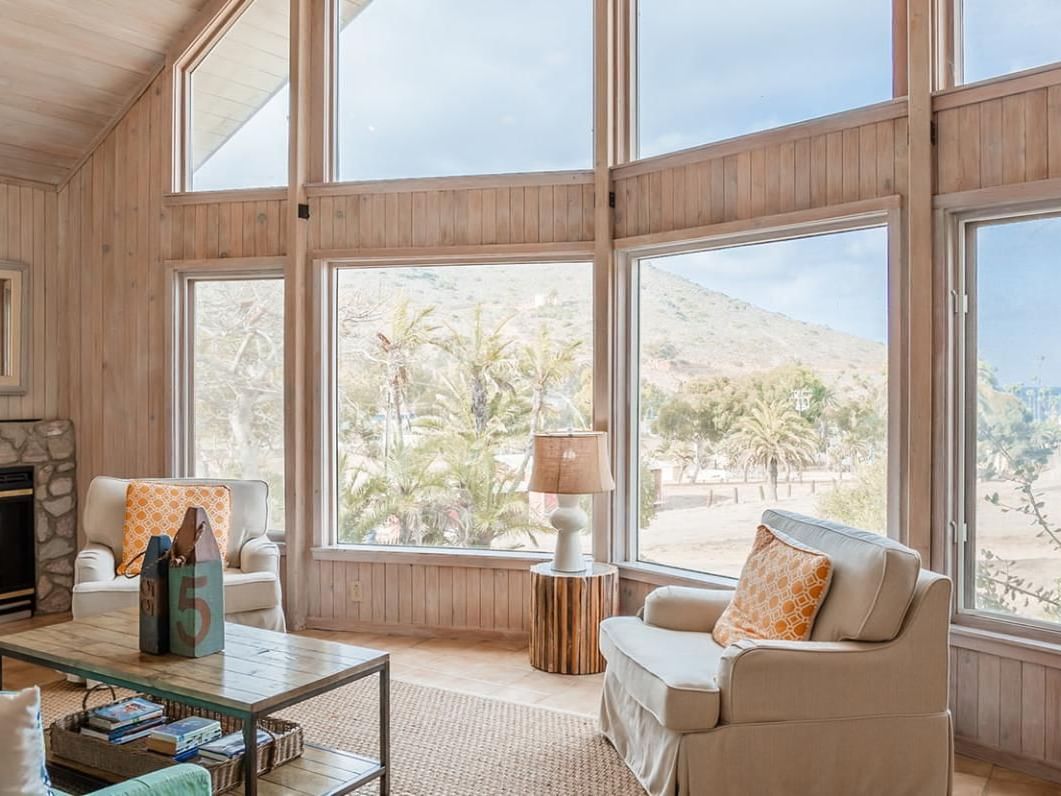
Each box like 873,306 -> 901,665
727,398 -> 819,501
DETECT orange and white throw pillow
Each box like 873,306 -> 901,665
712,524 -> 832,647
118,482 -> 232,576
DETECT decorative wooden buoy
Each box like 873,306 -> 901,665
168,507 -> 225,658
529,562 -> 619,675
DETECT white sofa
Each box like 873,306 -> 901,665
599,510 -> 953,796
72,476 -> 286,632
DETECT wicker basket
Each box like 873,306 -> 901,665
49,689 -> 303,795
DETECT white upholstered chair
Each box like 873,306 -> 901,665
599,510 -> 953,796
72,476 -> 285,632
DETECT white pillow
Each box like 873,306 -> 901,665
0,686 -> 52,796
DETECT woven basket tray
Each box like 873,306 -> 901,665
50,689 -> 303,795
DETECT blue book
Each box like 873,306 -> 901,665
88,697 -> 164,729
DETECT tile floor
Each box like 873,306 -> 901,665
3,615 -> 1059,795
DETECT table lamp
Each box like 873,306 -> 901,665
528,431 -> 615,572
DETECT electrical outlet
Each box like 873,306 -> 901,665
349,581 -> 364,602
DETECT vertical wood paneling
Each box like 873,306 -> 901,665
0,181 -> 63,422
610,114 -> 905,240
938,85 -> 1061,193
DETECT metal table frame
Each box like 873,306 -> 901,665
0,647 -> 390,796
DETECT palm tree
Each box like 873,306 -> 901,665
369,299 -> 437,459
728,398 -> 819,501
514,325 -> 584,482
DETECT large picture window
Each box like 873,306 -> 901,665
635,228 -> 890,577
333,262 -> 593,550
334,0 -> 592,181
186,0 -> 290,191
183,276 -> 286,531
637,0 -> 892,158
960,214 -> 1061,629
960,0 -> 1061,85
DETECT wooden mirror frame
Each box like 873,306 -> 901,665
0,261 -> 30,395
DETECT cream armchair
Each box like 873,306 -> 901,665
72,476 -> 285,632
599,510 -> 953,796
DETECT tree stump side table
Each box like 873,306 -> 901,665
529,561 -> 619,674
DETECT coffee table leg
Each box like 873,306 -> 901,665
244,717 -> 257,796
380,661 -> 390,795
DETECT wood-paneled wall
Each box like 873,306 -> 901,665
163,196 -> 289,261
0,181 -> 62,421
952,646 -> 1061,779
936,77 -> 1061,194
59,75 -> 168,515
306,175 -> 595,253
306,556 -> 657,638
612,101 -> 908,242
307,558 -> 536,638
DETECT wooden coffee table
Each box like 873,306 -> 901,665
0,609 -> 389,795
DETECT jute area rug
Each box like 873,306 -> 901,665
40,678 -> 644,795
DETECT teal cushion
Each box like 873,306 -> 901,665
90,764 -> 211,796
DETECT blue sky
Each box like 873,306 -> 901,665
977,217 -> 1061,387
646,227 -> 890,345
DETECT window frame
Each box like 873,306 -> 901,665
172,259 -> 287,536
612,203 -> 904,584
947,0 -> 1061,89
948,204 -> 1061,642
172,0 -> 291,194
320,252 -> 601,557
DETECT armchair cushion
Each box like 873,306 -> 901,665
599,616 -> 722,732
72,569 -> 280,617
89,763 -> 211,795
643,586 -> 732,633
762,510 -> 921,642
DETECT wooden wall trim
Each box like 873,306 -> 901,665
614,196 -> 900,253
934,62 -> 1061,111
164,188 -> 288,206
310,241 -> 595,263
312,546 -> 551,571
951,625 -> 1061,671
0,175 -> 58,193
613,98 -> 909,180
935,176 -> 1061,211
306,616 -> 529,642
306,170 -> 595,196
956,740 -> 1061,786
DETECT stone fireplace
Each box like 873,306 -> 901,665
0,420 -> 76,614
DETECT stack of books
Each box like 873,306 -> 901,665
147,716 -> 224,761
80,697 -> 165,745
198,729 -> 272,763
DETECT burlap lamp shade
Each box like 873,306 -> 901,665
529,432 -> 614,572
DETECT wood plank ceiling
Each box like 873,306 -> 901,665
0,0 -> 209,186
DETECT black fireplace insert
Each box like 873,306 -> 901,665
0,465 -> 35,621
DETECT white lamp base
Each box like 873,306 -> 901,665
549,494 -> 587,572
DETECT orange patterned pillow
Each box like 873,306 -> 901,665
713,525 -> 832,647
119,482 -> 231,576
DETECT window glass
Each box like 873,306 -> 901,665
189,0 -> 289,191
637,0 -> 892,158
968,216 -> 1061,625
335,0 -> 592,180
637,228 -> 889,577
962,0 -> 1061,84
335,263 -> 593,550
190,278 -> 286,531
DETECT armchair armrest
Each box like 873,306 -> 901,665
643,586 -> 733,633
75,543 -> 116,585
238,534 -> 281,576
718,635 -> 945,724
